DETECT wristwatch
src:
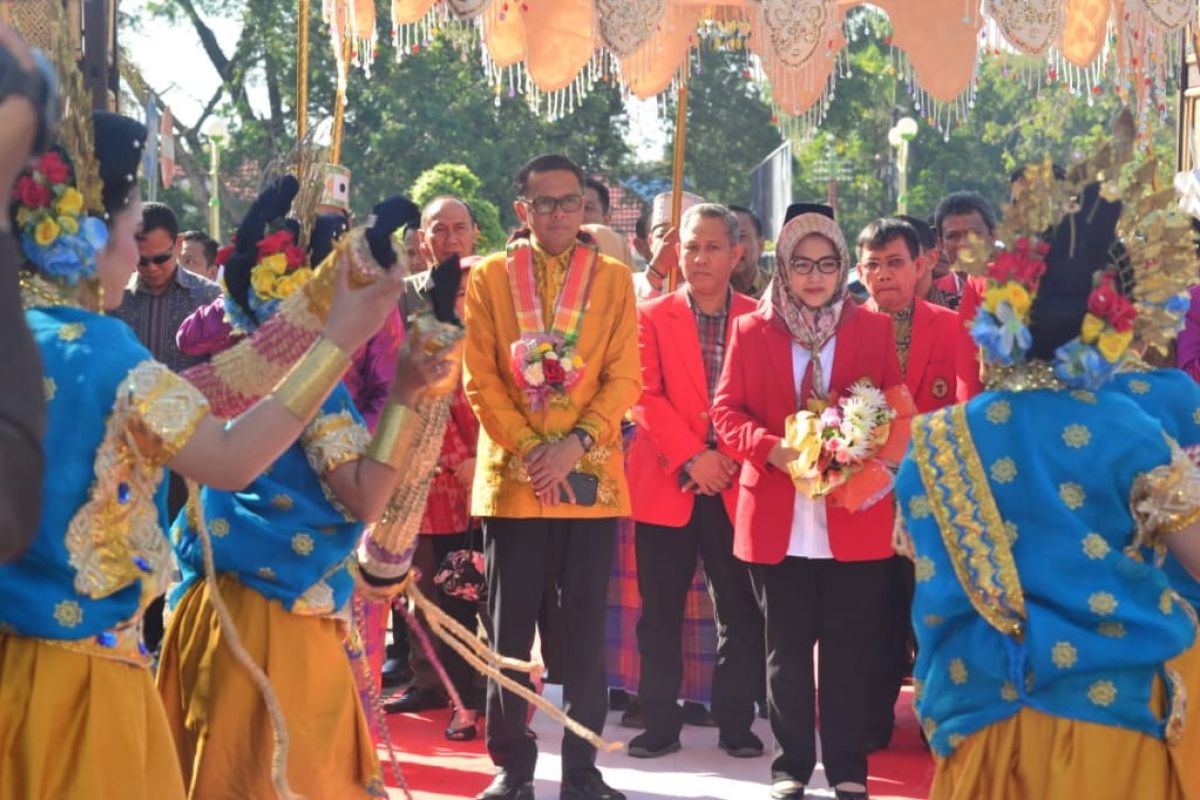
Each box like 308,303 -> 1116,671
571,427 -> 595,453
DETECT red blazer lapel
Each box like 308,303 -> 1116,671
905,299 -> 935,397
829,300 -> 864,396
667,289 -> 710,402
758,306 -> 798,414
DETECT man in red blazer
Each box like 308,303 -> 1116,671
856,217 -> 960,750
934,192 -> 996,400
625,203 -> 765,760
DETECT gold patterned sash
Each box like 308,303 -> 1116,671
912,405 -> 1028,640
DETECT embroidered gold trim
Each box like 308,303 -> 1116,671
1164,668 -> 1187,745
125,361 -> 210,464
64,360 -> 205,606
1130,436 -> 1200,550
301,410 -> 370,519
984,361 -> 1066,393
302,410 -> 370,475
39,618 -> 150,668
912,406 -> 1027,640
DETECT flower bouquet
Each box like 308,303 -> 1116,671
782,380 -> 915,511
510,333 -> 584,410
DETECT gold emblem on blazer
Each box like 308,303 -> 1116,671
931,378 -> 949,399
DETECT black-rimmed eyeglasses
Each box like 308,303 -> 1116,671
788,256 -> 842,275
520,194 -> 584,215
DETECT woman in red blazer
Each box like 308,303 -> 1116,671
711,206 -> 905,800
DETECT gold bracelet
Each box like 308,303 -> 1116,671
364,402 -> 417,469
272,336 -> 351,422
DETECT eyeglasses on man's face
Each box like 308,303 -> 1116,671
858,256 -> 913,273
138,248 -> 175,268
520,194 -> 584,216
788,256 -> 842,275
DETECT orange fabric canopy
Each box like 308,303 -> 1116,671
340,1 -> 1192,116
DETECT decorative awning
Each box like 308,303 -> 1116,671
322,1 -> 1193,125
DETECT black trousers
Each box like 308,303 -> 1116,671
407,531 -> 488,709
483,516 -> 616,780
749,556 -> 890,786
635,495 -> 763,739
868,555 -> 916,742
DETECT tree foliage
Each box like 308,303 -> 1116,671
130,1 -> 631,240
787,8 -> 1176,243
128,2 -> 1176,252
409,162 -> 504,251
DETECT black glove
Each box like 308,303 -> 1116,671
364,195 -> 419,270
309,212 -> 350,265
428,254 -> 462,326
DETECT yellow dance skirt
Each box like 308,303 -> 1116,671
156,575 -> 385,799
931,637 -> 1200,800
0,633 -> 185,800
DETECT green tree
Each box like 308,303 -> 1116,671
128,2 -> 632,241
786,7 -> 1176,241
630,47 -> 784,208
409,162 -> 504,251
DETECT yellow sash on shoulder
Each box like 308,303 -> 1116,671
912,405 -> 1028,640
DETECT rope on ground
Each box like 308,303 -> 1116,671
396,594 -> 466,713
349,595 -> 411,800
188,479 -> 302,800
405,581 -> 624,753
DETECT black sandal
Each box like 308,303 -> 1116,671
444,710 -> 479,742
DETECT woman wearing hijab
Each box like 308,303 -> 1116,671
711,205 -> 906,800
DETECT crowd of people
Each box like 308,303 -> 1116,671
2,19 -> 1200,800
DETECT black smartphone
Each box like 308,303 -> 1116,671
558,471 -> 599,506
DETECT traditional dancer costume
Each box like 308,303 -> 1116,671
896,151 -> 1200,799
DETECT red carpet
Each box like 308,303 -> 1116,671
379,688 -> 933,799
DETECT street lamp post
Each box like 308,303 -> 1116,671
204,118 -> 229,241
887,116 -> 919,214
812,147 -> 854,217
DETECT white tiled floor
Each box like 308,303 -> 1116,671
524,685 -> 828,800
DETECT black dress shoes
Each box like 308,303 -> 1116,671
626,730 -> 682,758
380,658 -> 413,688
769,779 -> 806,799
561,769 -> 626,800
384,686 -> 449,714
717,730 -> 764,758
476,771 -> 534,800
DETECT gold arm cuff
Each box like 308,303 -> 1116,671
365,402 -> 417,469
272,336 -> 351,422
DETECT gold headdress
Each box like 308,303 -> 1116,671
956,110 -> 1198,389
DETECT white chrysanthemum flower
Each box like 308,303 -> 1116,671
523,362 -> 545,386
851,381 -> 888,410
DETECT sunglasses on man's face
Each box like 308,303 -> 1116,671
138,248 -> 174,268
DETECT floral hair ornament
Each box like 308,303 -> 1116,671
14,2 -> 111,299
13,148 -> 108,285
955,114 -> 1192,390
969,236 -> 1049,367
